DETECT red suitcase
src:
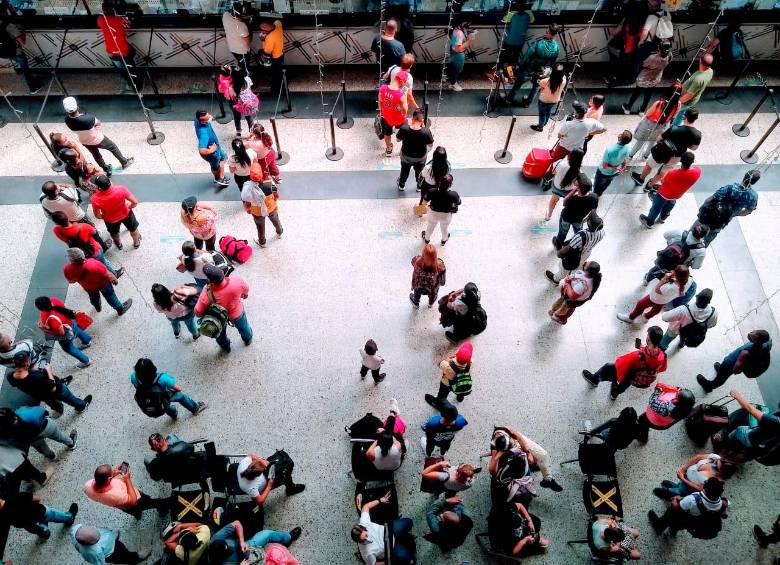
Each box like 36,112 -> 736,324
521,147 -> 554,181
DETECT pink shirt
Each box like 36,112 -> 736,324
194,275 -> 249,319
84,476 -> 140,509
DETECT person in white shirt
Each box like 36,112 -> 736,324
648,477 -> 728,536
547,213 -> 604,284
359,339 -> 386,384
643,224 -> 708,284
352,494 -> 414,565
548,101 -> 606,164
366,399 -> 404,472
653,452 -> 737,499
235,452 -> 305,505
421,460 -> 477,494
222,3 -> 251,69
0,333 -> 42,369
618,265 -> 692,324
659,288 -> 717,350
40,181 -> 110,251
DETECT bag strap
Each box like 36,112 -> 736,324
207,286 -> 216,306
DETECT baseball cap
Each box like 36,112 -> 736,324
63,96 -> 78,113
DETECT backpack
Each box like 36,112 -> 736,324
743,347 -> 771,379
494,449 -> 529,485
197,287 -> 231,339
134,374 -> 172,418
687,494 -> 726,539
208,251 -> 235,277
65,233 -> 96,259
628,351 -> 661,388
655,230 -> 695,271
233,86 -> 260,117
219,235 -> 253,264
655,11 -> 674,40
173,283 -> 199,310
678,306 -> 714,348
470,307 -> 488,335
449,361 -> 473,398
730,31 -> 746,60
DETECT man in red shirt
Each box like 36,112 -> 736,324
90,175 -> 141,249
582,326 -> 668,400
194,264 -> 252,352
51,211 -> 123,278
97,5 -> 140,91
378,71 -> 409,157
640,151 -> 702,228
63,248 -> 132,315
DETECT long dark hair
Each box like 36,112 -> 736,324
151,283 -> 174,311
181,241 -> 197,272
232,138 -> 252,167
659,83 -> 681,124
548,63 -> 566,93
431,146 -> 449,182
377,431 -> 394,457
134,358 -> 158,386
34,296 -> 75,320
561,149 -> 584,188
585,261 -> 602,297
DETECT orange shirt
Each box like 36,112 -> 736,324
84,474 -> 140,509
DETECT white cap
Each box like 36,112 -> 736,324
63,96 -> 78,113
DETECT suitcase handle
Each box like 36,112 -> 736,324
711,395 -> 737,407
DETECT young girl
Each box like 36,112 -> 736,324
410,243 -> 447,308
533,63 -> 567,132
244,123 -> 282,184
629,85 -> 681,160
217,63 -> 257,138
177,240 -> 213,291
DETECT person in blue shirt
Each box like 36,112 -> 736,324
194,110 -> 230,189
424,495 -> 474,552
593,130 -> 632,196
697,330 -> 772,391
697,169 -> 760,246
130,357 -> 207,420
0,406 -> 77,461
70,523 -> 149,564
422,402 -> 468,457
207,520 -> 301,564
502,4 -> 534,73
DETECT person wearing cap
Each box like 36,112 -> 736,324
71,523 -> 149,564
63,248 -> 132,316
9,351 -> 92,415
424,342 -> 473,409
0,491 -> 77,541
63,96 -> 133,173
162,522 -> 211,565
421,402 -> 468,457
181,196 -> 218,252
659,288 -> 717,350
208,520 -> 302,564
90,175 -> 141,250
194,264 -> 252,352
194,110 -> 231,188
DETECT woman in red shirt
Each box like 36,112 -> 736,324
90,175 -> 141,249
378,72 -> 409,156
50,211 -> 123,278
35,296 -> 92,368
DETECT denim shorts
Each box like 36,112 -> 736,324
201,148 -> 226,171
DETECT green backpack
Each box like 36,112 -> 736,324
449,361 -> 473,397
197,287 -> 230,338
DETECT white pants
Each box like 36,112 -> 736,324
520,434 -> 554,480
425,211 -> 453,243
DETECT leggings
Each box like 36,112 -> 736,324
233,110 -> 254,134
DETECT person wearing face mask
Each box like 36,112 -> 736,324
222,1 -> 252,71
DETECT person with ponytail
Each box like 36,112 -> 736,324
228,137 -> 257,191
548,261 -> 602,325
618,264 -> 692,324
35,296 -> 92,367
177,240 -> 214,291
543,148 -> 583,222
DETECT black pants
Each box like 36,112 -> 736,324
194,235 -> 216,252
425,431 -> 452,456
232,110 -> 254,134
591,363 -> 632,398
360,365 -> 382,383
399,158 -> 425,187
232,52 -> 252,75
107,540 -> 145,564
85,137 -> 129,170
269,55 -> 284,98
653,505 -> 686,534
626,85 -> 654,113
10,457 -> 47,487
121,492 -> 166,519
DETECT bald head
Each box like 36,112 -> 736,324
94,464 -> 113,486
700,53 -> 714,69
385,19 -> 398,36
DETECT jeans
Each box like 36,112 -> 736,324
392,517 -> 415,561
537,101 -> 556,129
194,235 -> 216,251
84,137 -> 129,171
625,85 -> 653,113
109,47 -> 140,91
87,283 -> 125,313
671,103 -> 692,127
646,192 -> 677,225
398,154 -> 426,187
96,249 -> 118,276
194,278 -> 208,292
593,169 -> 617,196
644,264 -> 666,284
23,506 -> 74,537
247,529 -> 291,549
555,219 -> 582,249
702,226 -> 722,247
660,479 -> 695,497
57,321 -> 91,365
253,211 -> 283,245
30,418 -> 75,458
659,328 -> 678,350
449,52 -> 465,85
216,310 -> 253,351
170,312 -> 198,338
165,391 -> 200,418
425,211 -> 453,243
43,380 -> 87,413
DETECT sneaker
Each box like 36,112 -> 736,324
276,230 -> 283,239
713,362 -> 721,372
286,483 -> 306,496
540,478 -> 563,492
374,373 -> 386,384
653,487 -> 673,500
194,401 -> 208,415
115,267 -> 125,278
518,97 -> 531,108
754,525 -> 769,548
582,370 -> 598,387
121,157 -> 134,170
62,375 -> 74,385
76,362 -> 91,369
40,465 -> 56,486
621,103 -> 631,115
79,342 -> 91,350
288,526 -> 302,545
66,503 -> 78,525
530,125 -> 543,132
544,270 -> 558,284
416,184 -> 421,193
396,178 -> 405,191
214,177 -> 230,188
657,217 -> 666,224
616,313 -> 634,323
76,395 -> 93,413
424,394 -> 442,408
117,299 -> 133,316
445,331 -> 458,344
451,82 -> 463,92
647,510 -> 664,535
421,230 -> 429,243
441,238 -> 448,245
192,332 -> 200,340
696,374 -> 713,391
44,451 -> 57,461
254,238 -> 267,248
630,172 -> 645,186
389,398 -> 400,416
610,393 -> 619,401
68,429 -> 78,450
409,293 -> 419,308
385,145 -> 393,157
174,331 -> 181,339
639,214 -> 652,229
36,528 -> 51,541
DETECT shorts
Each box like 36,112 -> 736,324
380,116 -> 402,137
551,185 -> 569,198
200,148 -> 226,172
646,153 -> 679,176
104,210 -> 139,235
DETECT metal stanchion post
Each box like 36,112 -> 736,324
715,59 -> 751,106
281,70 -> 296,118
740,116 -> 780,164
33,125 -> 67,171
325,112 -> 344,161
732,88 -> 772,137
269,117 -> 290,166
422,79 -> 431,126
494,116 -> 516,164
424,101 -> 429,129
143,28 -> 171,115
337,80 -> 354,129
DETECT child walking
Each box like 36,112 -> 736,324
360,339 -> 386,384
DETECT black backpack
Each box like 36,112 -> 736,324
0,24 -> 17,59
678,306 -> 715,348
743,347 -> 771,379
687,494 -> 727,540
66,234 -> 97,259
655,230 -> 698,271
134,374 -> 171,418
470,307 -> 488,335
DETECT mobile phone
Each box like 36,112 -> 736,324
634,337 -> 642,349
119,462 -> 129,475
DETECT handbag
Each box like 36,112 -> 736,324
74,311 -> 93,329
373,115 -> 384,139
413,203 -> 428,217
656,11 -> 674,40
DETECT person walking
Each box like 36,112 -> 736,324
582,326 -> 668,400
396,109 -> 434,191
424,342 -> 473,408
51,212 -> 121,276
241,171 -> 283,248
0,405 -> 78,461
696,169 -> 760,247
181,196 -> 218,252
178,241 -> 215,291
543,148 -> 584,222
0,491 -> 77,541
422,174 -> 460,245
90,175 -> 141,250
531,63 -> 567,132
359,339 -> 386,384
642,224 -> 708,284
448,16 -> 476,92
9,352 -> 92,416
546,214 -> 604,284
548,261 -> 602,325
640,151 -> 701,228
671,54 -> 714,126
422,402 -> 468,457
63,96 -> 133,173
194,264 -> 252,352
659,288 -> 717,350
0,21 -> 44,93
506,23 -> 560,106
84,463 -> 166,519
635,382 -> 696,443
35,296 -> 93,368
378,70 -> 409,156
549,101 -> 607,165
418,146 -> 450,199
228,137 -> 257,191
592,131 -> 632,196
553,173 -> 597,249
130,357 -> 207,420
384,53 -> 418,110
622,42 -> 673,115
628,86 -> 681,160
618,265 -> 692,324
71,523 -> 150,564
410,243 -> 446,308
63,248 -> 132,315
371,18 -> 406,73
696,330 -> 772,392
194,110 -> 230,188
501,5 -> 532,75
97,6 -> 140,92
151,283 -> 200,341
39,181 -> 109,251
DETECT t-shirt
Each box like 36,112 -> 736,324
13,406 -> 48,437
84,475 -> 141,509
659,166 -> 702,199
748,412 -> 780,446
552,161 -> 575,191
597,143 -> 630,176
662,125 -> 702,157
388,66 -> 413,94
7,369 -> 57,400
228,148 -> 257,177
90,186 -> 133,224
174,525 -> 211,565
682,69 -> 714,106
40,185 -> 85,221
65,114 -> 104,146
54,222 -> 101,256
372,445 -> 402,471
614,347 -> 667,384
371,36 -> 406,72
0,491 -> 46,527
64,258 -> 111,292
194,119 -> 221,151
358,510 -> 385,565
425,189 -> 461,214
222,12 -> 250,55
504,11 -> 531,47
396,124 -> 433,159
538,76 -> 567,104
194,275 -> 249,320
39,297 -> 74,335
680,493 -> 726,515
70,525 -> 117,564
97,14 -> 129,56
209,523 -> 244,563
379,84 -> 407,127
422,415 -> 468,443
359,349 -> 384,371
558,118 -> 604,151
686,454 -> 721,484
647,277 -> 693,305
263,21 -> 284,59
236,456 -> 268,498
561,193 -> 598,223
432,470 -> 471,492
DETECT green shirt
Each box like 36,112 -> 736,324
682,69 -> 713,106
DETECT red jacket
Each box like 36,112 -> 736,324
614,346 -> 667,387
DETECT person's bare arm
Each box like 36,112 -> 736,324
422,460 -> 448,477
366,441 -> 378,461
199,144 -> 217,156
730,390 -> 766,420
126,193 -> 139,208
252,477 -> 275,506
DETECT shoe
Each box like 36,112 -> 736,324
445,331 -> 459,344
174,331 -> 181,339
451,82 -> 463,92
551,236 -> 558,248
374,373 -> 386,384
660,480 -> 676,488
657,217 -> 666,224
79,342 -> 91,350
194,401 -> 208,415
421,230 -> 429,243
121,157 -> 134,170
423,532 -> 438,544
441,237 -> 448,245
621,103 -> 632,115
540,478 -> 563,492
288,526 -> 302,544
544,270 -> 558,284
68,429 -> 78,450
389,398 -> 400,416
192,332 -> 200,340
76,395 -> 93,413
136,550 -> 152,562
66,503 -> 78,525
133,236 -> 142,249
396,178 -> 405,191
214,177 -> 230,188
754,525 -> 769,548
518,97 -> 531,108
235,130 -> 242,138
37,529 -> 51,541
244,338 -> 252,346
416,185 -> 421,193
713,361 -> 721,372
62,375 -> 74,385
117,299 -> 133,315
104,164 -> 113,176
530,125 -> 543,132
277,230 -> 283,239
409,293 -> 419,308
113,239 -> 123,250
616,313 -> 634,323
40,465 -> 55,486
385,144 -> 393,157
44,451 -> 56,461
549,313 -> 565,325
653,487 -> 673,500
639,214 -> 652,229
582,370 -> 598,387
631,172 -> 645,186
94,302 -> 102,312
286,483 -> 306,496
76,362 -> 91,369
424,394 -> 442,408
647,510 -> 664,535
115,267 -> 125,278
696,374 -> 713,391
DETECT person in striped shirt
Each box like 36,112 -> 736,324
546,213 -> 605,284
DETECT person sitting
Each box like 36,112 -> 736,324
144,433 -> 206,485
648,477 -> 729,538
424,495 -> 473,552
590,407 -> 641,451
488,501 -> 550,557
491,425 -> 563,492
161,522 -> 211,565
653,452 -> 737,500
207,519 -> 301,564
723,389 -> 780,457
365,399 -> 405,473
235,452 -> 305,506
421,460 -> 477,496
352,494 -> 415,565
636,382 -> 696,443
438,282 -> 487,343
591,516 -> 641,560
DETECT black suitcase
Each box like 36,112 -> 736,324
354,481 -> 398,525
169,485 -> 211,524
685,396 -> 734,445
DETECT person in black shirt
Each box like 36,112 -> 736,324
396,109 -> 434,191
8,352 -> 92,415
0,491 -> 78,540
371,19 -> 406,73
553,173 -> 598,250
422,174 -> 461,245
144,433 -> 206,485
63,96 -> 133,174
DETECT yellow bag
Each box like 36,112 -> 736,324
413,203 -> 428,217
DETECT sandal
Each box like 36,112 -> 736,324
133,234 -> 142,249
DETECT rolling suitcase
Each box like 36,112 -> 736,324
355,481 -> 399,525
685,396 -> 734,445
521,147 -> 554,181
